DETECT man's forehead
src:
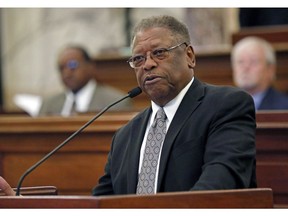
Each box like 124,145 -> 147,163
59,49 -> 83,61
134,27 -> 172,40
132,28 -> 173,50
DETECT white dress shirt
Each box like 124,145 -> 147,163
138,77 -> 194,193
61,80 -> 97,116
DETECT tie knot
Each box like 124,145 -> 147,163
156,107 -> 166,120
152,108 -> 166,128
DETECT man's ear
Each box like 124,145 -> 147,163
186,45 -> 196,68
87,62 -> 97,75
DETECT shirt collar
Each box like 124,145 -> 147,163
150,77 -> 194,128
251,90 -> 266,110
65,79 -> 97,112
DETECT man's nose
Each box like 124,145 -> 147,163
61,67 -> 75,77
143,54 -> 157,71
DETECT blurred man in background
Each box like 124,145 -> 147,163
231,36 -> 288,110
39,45 -> 133,116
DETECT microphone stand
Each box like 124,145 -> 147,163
16,87 -> 142,196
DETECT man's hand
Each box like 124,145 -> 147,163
0,176 -> 16,196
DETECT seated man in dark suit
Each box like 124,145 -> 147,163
39,45 -> 133,116
0,15 -> 256,196
231,36 -> 288,110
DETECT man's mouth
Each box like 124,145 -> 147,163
144,75 -> 161,85
145,76 -> 155,81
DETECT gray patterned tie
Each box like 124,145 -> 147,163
137,107 -> 167,195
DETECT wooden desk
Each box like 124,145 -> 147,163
0,111 -> 288,207
0,188 -> 273,208
0,112 -> 136,195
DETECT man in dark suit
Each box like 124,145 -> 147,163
38,45 -> 132,116
231,36 -> 288,110
92,15 -> 256,195
0,15 -> 256,196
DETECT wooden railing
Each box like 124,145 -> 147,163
256,111 -> 288,207
232,25 -> 288,45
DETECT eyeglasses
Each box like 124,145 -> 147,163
127,42 -> 188,69
58,60 -> 80,72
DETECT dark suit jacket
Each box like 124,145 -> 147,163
92,78 -> 257,196
38,83 -> 133,115
258,87 -> 288,110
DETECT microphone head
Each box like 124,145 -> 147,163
128,87 -> 142,98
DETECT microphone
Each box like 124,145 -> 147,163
15,86 -> 142,196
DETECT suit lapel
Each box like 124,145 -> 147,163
89,84 -> 103,110
258,87 -> 273,110
157,78 -> 205,191
126,108 -> 152,193
54,93 -> 66,113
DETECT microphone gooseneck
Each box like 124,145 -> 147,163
15,86 -> 142,196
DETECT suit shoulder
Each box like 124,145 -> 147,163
96,84 -> 128,98
204,83 -> 251,98
199,83 -> 255,111
116,108 -> 150,132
